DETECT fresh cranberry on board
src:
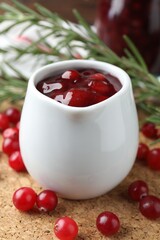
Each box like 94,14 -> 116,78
2,127 -> 19,140
5,107 -> 21,124
12,187 -> 37,211
128,180 -> 149,201
36,69 -> 121,107
2,137 -> 20,156
0,113 -> 10,131
141,122 -> 158,139
147,148 -> 160,171
54,216 -> 78,240
139,195 -> 160,220
36,190 -> 58,212
96,211 -> 120,236
9,151 -> 26,172
136,143 -> 149,162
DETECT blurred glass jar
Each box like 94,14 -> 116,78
95,0 -> 160,74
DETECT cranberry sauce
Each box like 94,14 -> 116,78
36,69 -> 121,107
95,0 -> 160,74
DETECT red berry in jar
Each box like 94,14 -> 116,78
2,137 -> 20,156
89,73 -> 106,81
62,70 -> 80,82
136,143 -> 149,162
128,180 -> 149,201
96,0 -> 160,74
9,151 -> 26,172
139,195 -> 160,220
36,190 -> 58,212
96,211 -> 120,237
5,107 -> 21,124
64,88 -> 96,107
147,148 -> 160,171
141,122 -> 158,139
54,216 -> 78,240
12,187 -> 37,211
0,113 -> 10,131
88,79 -> 116,96
36,68 -> 121,107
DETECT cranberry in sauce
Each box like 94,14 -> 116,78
95,0 -> 160,74
36,69 -> 121,107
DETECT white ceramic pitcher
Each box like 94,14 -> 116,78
20,60 -> 139,200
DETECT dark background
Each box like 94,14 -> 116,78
2,0 -> 98,24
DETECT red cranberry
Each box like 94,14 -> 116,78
89,73 -> 106,81
139,195 -> 160,219
64,88 -> 96,107
62,70 -> 80,82
5,107 -> 21,124
2,127 -> 19,140
9,151 -> 26,172
128,180 -> 149,201
136,143 -> 149,161
147,148 -> 160,170
88,80 -> 115,96
0,113 -> 10,131
96,211 -> 120,237
12,187 -> 37,211
54,216 -> 78,240
36,190 -> 58,212
141,122 -> 158,139
2,137 -> 20,156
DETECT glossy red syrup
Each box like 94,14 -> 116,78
36,69 -> 121,107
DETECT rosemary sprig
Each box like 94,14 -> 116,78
0,65 -> 27,103
0,0 -> 159,126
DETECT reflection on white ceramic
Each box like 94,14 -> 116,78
20,60 -> 139,200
